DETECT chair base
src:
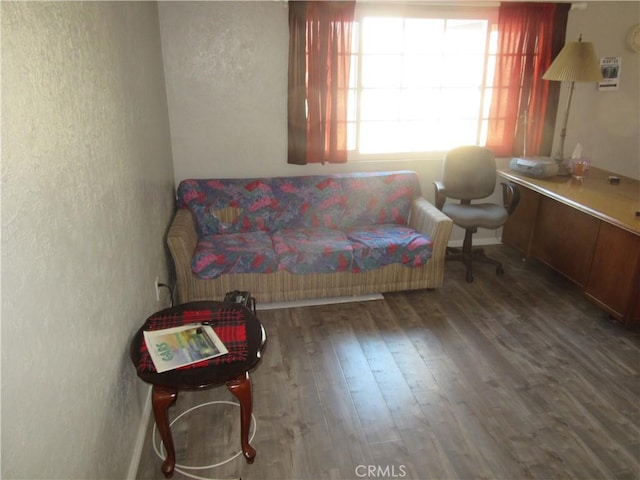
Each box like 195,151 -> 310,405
446,230 -> 504,282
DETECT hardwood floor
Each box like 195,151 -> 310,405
135,245 -> 640,480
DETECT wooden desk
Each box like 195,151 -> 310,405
498,167 -> 640,325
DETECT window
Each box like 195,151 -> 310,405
346,5 -> 498,160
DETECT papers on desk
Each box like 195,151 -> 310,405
143,324 -> 228,373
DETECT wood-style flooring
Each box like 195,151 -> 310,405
135,245 -> 640,480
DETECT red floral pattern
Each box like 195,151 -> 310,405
177,172 -> 433,278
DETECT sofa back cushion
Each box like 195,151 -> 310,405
177,178 -> 280,236
271,175 -> 347,230
176,171 -> 421,236
340,171 -> 420,227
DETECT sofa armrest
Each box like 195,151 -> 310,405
167,208 -> 198,302
409,196 -> 453,259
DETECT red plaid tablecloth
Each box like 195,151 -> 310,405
137,307 -> 248,373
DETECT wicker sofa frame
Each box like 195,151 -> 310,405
168,196 -> 453,304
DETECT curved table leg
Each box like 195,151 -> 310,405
152,386 -> 179,478
226,372 -> 256,463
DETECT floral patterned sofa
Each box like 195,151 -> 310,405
167,171 -> 453,304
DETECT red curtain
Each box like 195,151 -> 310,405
487,2 -> 569,157
288,1 -> 355,165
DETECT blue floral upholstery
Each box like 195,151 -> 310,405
192,231 -> 277,279
341,172 -> 417,226
177,178 -> 279,235
272,176 -> 346,230
346,224 -> 433,271
273,228 -> 353,274
177,172 -> 433,279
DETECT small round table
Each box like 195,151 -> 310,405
130,301 -> 266,478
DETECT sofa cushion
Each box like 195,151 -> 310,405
341,171 -> 420,227
346,224 -> 433,271
191,231 -> 278,279
272,228 -> 353,274
271,176 -> 347,230
178,179 -> 280,236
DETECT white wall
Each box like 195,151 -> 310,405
158,1 -> 639,247
1,2 -> 175,478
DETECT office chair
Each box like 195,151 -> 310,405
434,146 -> 520,282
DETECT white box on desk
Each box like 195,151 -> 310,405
509,157 -> 559,179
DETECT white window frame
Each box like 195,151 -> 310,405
347,3 -> 499,162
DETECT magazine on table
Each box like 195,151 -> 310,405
143,324 -> 228,373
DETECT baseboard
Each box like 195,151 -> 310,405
447,237 -> 503,248
126,385 -> 152,480
257,293 -> 384,311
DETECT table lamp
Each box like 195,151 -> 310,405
542,35 -> 603,175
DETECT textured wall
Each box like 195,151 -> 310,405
1,2 -> 175,478
158,1 -> 291,182
561,2 -> 640,179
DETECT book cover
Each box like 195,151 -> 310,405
143,324 -> 229,373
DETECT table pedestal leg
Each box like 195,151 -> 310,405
226,372 -> 256,463
152,385 -> 178,478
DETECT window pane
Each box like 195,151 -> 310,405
400,89 -> 442,120
403,55 -> 437,88
349,54 -> 359,89
347,89 -> 357,122
347,122 -> 357,151
361,89 -> 401,120
482,87 -> 494,117
441,88 -> 481,118
479,119 -> 489,145
405,19 -> 445,54
359,121 -> 403,153
443,54 -> 485,86
438,118 -> 478,146
361,55 -> 402,88
485,51 -> 496,86
401,120 -> 441,151
362,17 -> 403,53
444,20 -> 487,54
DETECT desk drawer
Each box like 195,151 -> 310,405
531,197 -> 599,287
586,222 -> 640,321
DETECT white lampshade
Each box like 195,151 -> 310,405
543,37 -> 603,83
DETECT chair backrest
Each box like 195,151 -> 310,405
441,146 -> 497,201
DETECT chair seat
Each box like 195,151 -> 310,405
442,203 -> 508,230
